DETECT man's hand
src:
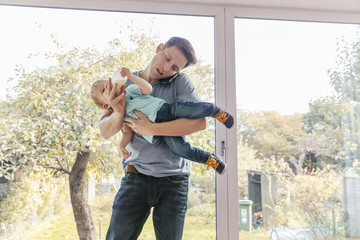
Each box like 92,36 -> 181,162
104,77 -> 126,114
126,110 -> 155,135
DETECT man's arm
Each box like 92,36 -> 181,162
99,110 -> 125,139
126,110 -> 206,136
152,118 -> 206,136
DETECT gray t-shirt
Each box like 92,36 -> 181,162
123,71 -> 200,177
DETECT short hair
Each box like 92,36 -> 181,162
163,37 -> 197,68
91,80 -> 105,109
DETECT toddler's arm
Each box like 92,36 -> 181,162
119,124 -> 133,158
120,67 -> 152,95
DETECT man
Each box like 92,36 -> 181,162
100,37 -> 206,240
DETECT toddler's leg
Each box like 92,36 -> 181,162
158,101 -> 234,129
161,136 -> 226,174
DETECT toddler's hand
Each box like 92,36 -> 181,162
120,67 -> 133,79
120,146 -> 132,159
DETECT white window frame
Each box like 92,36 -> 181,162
1,1 -> 359,240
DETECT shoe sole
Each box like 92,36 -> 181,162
227,123 -> 234,129
220,164 -> 227,175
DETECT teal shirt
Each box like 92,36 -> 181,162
123,71 -> 200,177
124,84 -> 166,143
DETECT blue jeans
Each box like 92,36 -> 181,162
156,100 -> 218,164
106,173 -> 189,240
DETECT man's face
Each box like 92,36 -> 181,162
150,45 -> 188,80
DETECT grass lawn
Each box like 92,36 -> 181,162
21,211 -> 217,240
20,197 -> 268,240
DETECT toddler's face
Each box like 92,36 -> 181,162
93,80 -> 107,106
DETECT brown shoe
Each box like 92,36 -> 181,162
206,155 -> 226,175
214,109 -> 234,129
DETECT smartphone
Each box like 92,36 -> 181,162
159,73 -> 179,85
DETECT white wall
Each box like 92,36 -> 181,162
155,0 -> 360,12
1,0 -> 360,15
1,0 -> 359,23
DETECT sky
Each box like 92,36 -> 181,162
0,5 -> 214,99
0,5 -> 358,115
235,19 -> 358,114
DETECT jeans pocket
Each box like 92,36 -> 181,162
167,174 -> 189,184
121,173 -> 134,183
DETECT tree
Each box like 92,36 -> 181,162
238,110 -> 305,158
0,30 -> 216,238
0,32 -> 159,239
302,96 -> 344,169
328,30 -> 360,169
303,29 -> 360,171
238,109 -> 333,174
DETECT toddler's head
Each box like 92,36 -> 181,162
91,79 -> 109,109
91,70 -> 127,110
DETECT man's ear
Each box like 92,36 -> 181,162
103,103 -> 111,109
156,43 -> 164,53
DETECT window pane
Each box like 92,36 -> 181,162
235,18 -> 360,239
0,5 -> 215,239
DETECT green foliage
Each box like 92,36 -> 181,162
353,159 -> 360,175
329,31 -> 360,102
0,30 -> 163,181
304,96 -> 343,133
237,143 -> 258,198
187,203 -> 215,218
238,110 -> 306,160
304,96 -> 353,167
185,58 -> 214,103
326,29 -> 360,169
246,154 -> 344,237
257,155 -> 294,177
187,187 -> 214,209
301,30 -> 360,169
0,173 -> 70,239
273,167 -> 344,237
187,124 -> 216,181
0,27 -> 216,180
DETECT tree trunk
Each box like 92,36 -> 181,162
69,150 -> 97,240
290,151 -> 306,175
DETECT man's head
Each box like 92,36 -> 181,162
91,79 -> 110,109
163,37 -> 197,68
149,37 -> 197,81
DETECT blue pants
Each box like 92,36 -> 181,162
155,100 -> 218,165
106,173 -> 189,240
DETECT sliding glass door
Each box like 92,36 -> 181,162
0,5 -> 218,239
235,17 -> 360,239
